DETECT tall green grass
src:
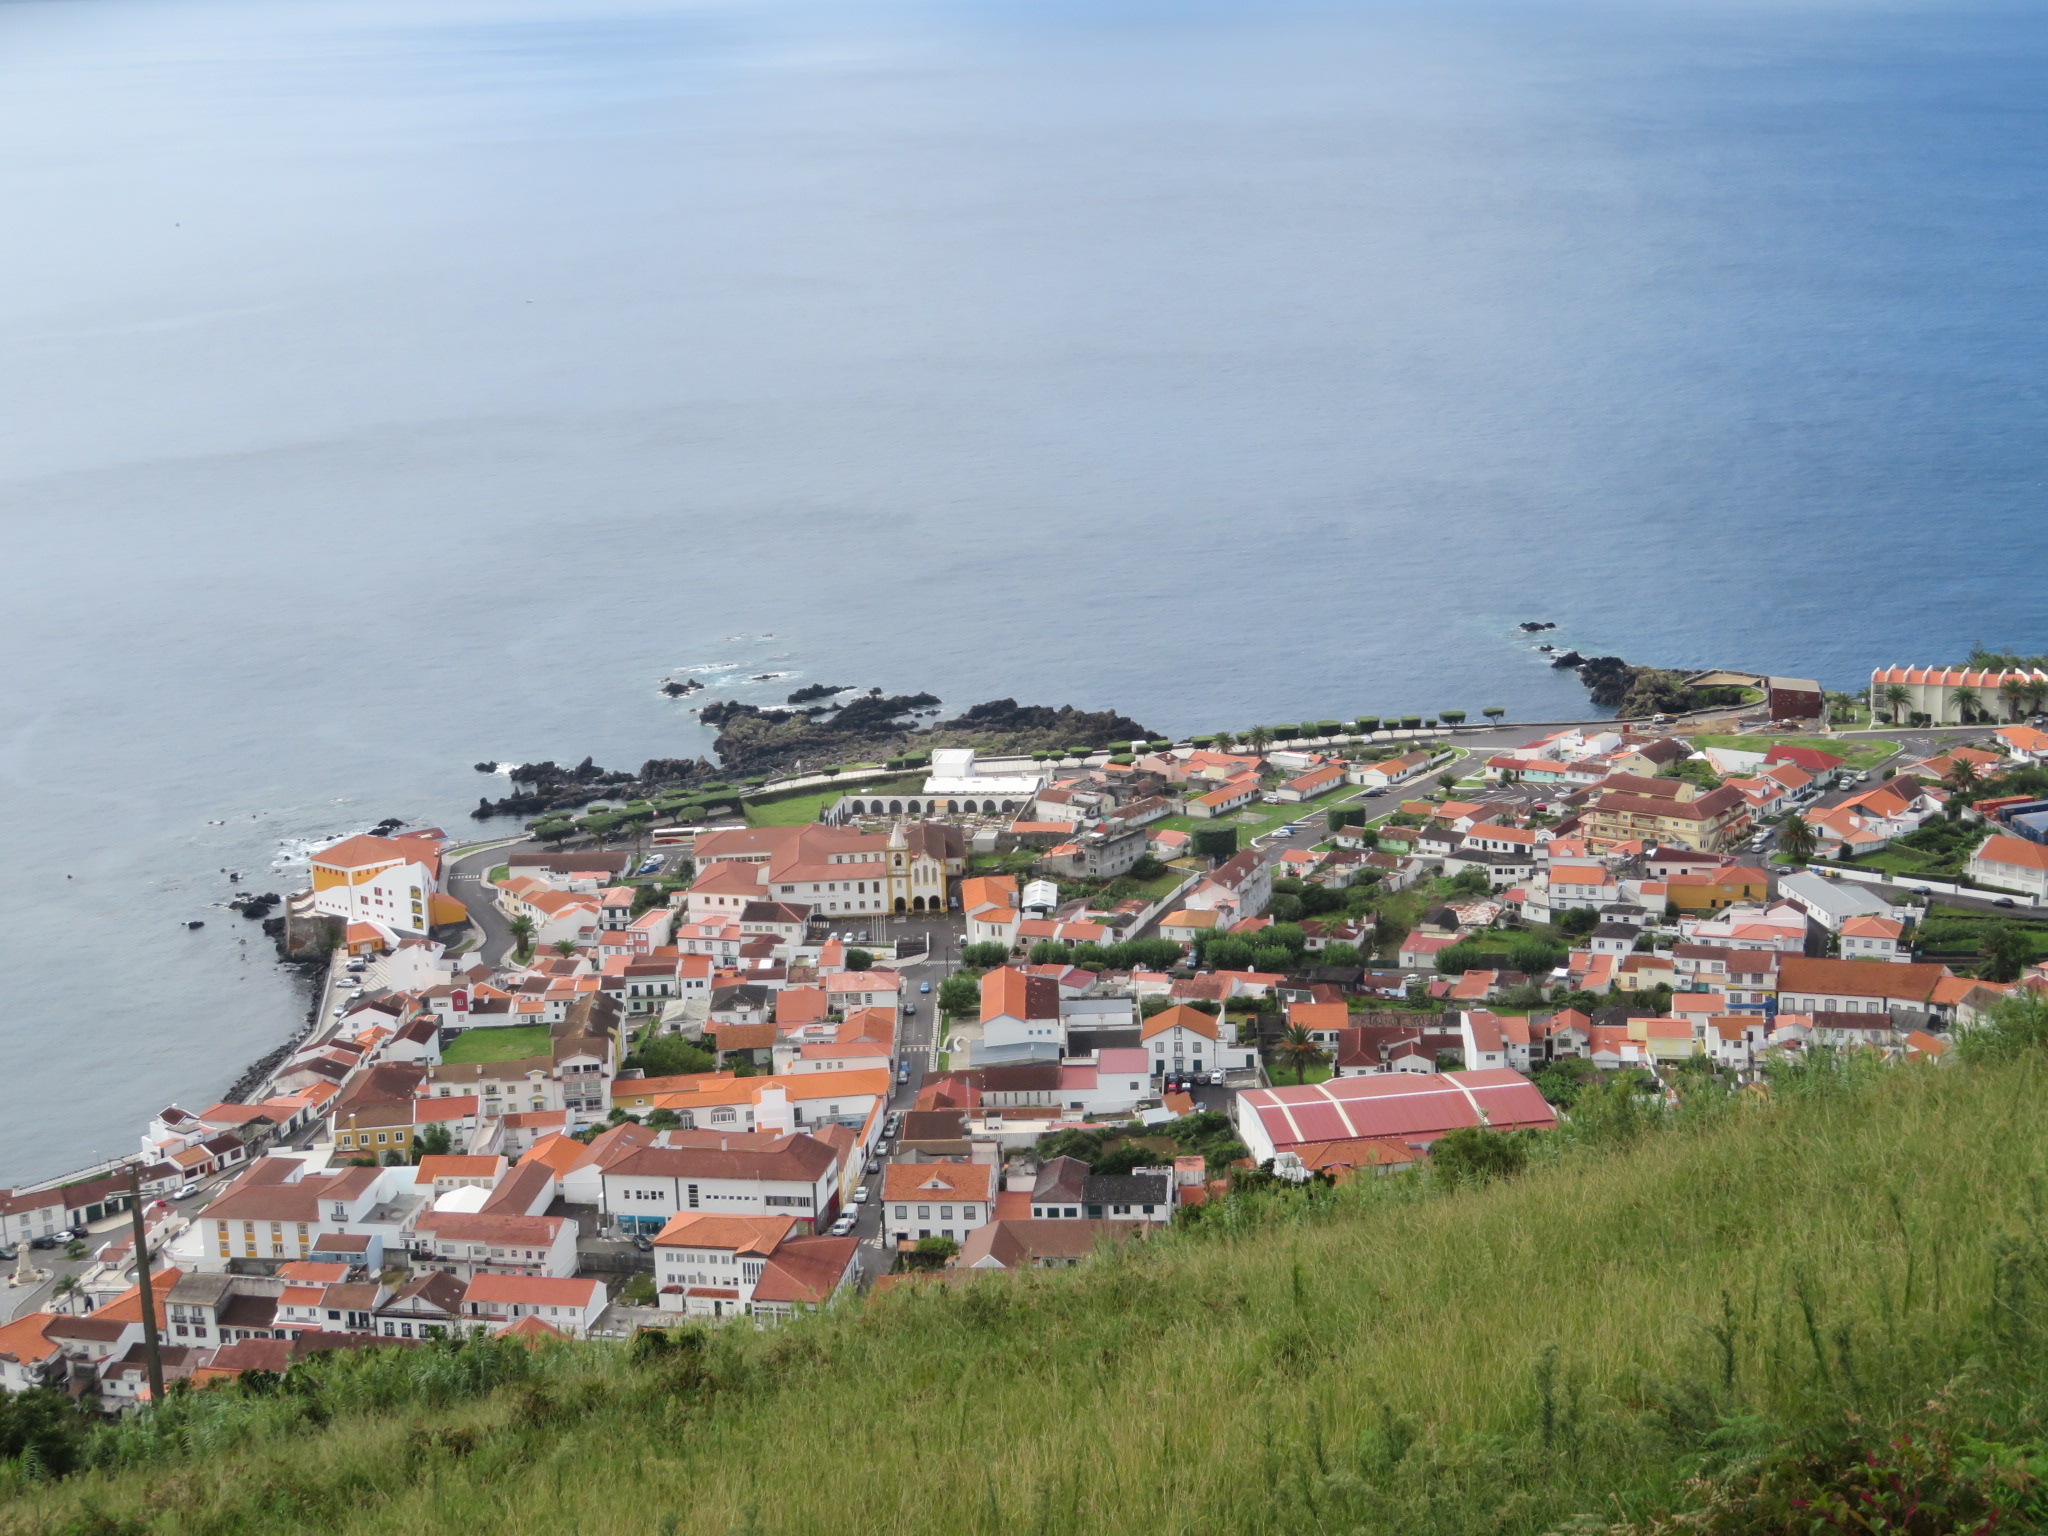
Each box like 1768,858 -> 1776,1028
8,1042 -> 2048,1535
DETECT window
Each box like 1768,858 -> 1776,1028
917,1206 -> 930,1219
893,1205 -> 907,1219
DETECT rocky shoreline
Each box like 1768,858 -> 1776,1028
468,691 -> 1161,820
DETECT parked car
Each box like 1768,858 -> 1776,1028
29,1234 -> 59,1250
920,981 -> 931,994
1210,1070 -> 1226,1086
853,1186 -> 871,1204
172,1182 -> 200,1201
829,1213 -> 858,1237
903,1004 -> 916,1017
898,1065 -> 911,1084
1993,897 -> 2018,908
632,1234 -> 653,1252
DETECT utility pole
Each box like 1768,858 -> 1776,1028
127,1167 -> 164,1405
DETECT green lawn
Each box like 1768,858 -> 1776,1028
1263,1060 -> 1334,1086
440,1024 -> 552,1064
743,773 -> 924,827
1683,732 -> 1901,773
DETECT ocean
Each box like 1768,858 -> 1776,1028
0,0 -> 2042,1183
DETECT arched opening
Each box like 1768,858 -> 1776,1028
912,896 -> 926,912
894,897 -> 906,913
889,800 -> 903,815
982,800 -> 996,815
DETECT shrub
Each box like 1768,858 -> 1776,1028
1429,1125 -> 1529,1188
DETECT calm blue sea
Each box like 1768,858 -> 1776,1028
0,0 -> 2042,1181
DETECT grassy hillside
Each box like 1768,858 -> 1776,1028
10,1038 -> 2048,1535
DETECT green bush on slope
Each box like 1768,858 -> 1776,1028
9,1005 -> 2048,1534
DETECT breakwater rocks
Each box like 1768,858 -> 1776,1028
708,695 -> 1159,779
471,755 -> 714,820
1551,653 -> 1722,718
469,691 -> 1163,819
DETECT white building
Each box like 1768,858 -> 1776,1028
1968,836 -> 2048,902
883,1162 -> 996,1246
920,748 -> 1048,809
309,834 -> 449,939
651,1213 -> 860,1322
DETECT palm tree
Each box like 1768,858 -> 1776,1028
1946,755 -> 1980,801
1275,1024 -> 1325,1085
1882,684 -> 1911,724
507,915 -> 536,962
1245,726 -> 1273,759
2000,677 -> 2029,722
2024,678 -> 2048,717
1951,686 -> 1980,725
1776,810 -> 1816,867
551,938 -> 579,957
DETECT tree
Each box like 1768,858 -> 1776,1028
1980,922 -> 2033,983
1557,907 -> 1600,938
905,1235 -> 959,1272
1446,867 -> 1491,896
0,1386 -> 90,1476
628,1034 -> 716,1078
845,948 -> 874,971
1434,941 -> 1487,975
1319,942 -> 1363,968
1530,1056 -> 1598,1108
1191,827 -> 1238,863
1275,1024 -> 1325,1084
959,942 -> 1010,968
1509,938 -> 1565,977
382,1148 -> 407,1166
2001,677 -> 2029,721
2027,678 -> 2048,717
645,1108 -> 683,1130
1883,683 -> 1911,723
1777,811 -> 1817,866
551,938 -> 579,957
1439,710 -> 1466,725
1946,756 -> 1981,803
1952,685 -> 1981,724
1090,1142 -> 1155,1178
1483,707 -> 1505,722
938,974 -> 980,1017
1429,1126 -> 1528,1189
1245,727 -> 1273,758
506,915 -> 537,961
412,1121 -> 453,1161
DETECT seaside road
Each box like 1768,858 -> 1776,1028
446,839 -> 534,967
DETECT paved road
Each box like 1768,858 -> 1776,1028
445,838 -> 535,967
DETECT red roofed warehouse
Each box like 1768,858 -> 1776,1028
1233,1070 -> 1556,1163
